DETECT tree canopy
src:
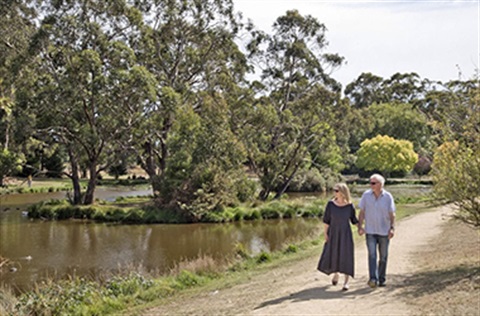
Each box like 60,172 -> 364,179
1,0 -> 478,225
356,135 -> 418,178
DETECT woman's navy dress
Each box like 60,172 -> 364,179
317,201 -> 358,277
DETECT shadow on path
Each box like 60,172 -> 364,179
396,264 -> 480,298
254,285 -> 374,310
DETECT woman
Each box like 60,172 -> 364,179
317,183 -> 359,291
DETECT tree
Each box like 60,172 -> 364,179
23,0 -> 156,204
356,135 -> 417,178
0,148 -> 23,186
366,103 -> 432,153
124,0 -> 249,199
159,93 -> 251,221
245,10 -> 344,199
427,78 -> 480,227
431,141 -> 480,227
344,72 -> 428,108
344,72 -> 385,108
382,72 -> 426,104
0,1 -> 37,152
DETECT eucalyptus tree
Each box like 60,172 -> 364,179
126,0 -> 250,201
345,72 -> 427,108
0,1 -> 37,151
382,72 -> 427,104
244,10 -> 344,199
366,103 -> 432,153
344,72 -> 385,108
23,0 -> 156,204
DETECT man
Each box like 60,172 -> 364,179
358,173 -> 396,288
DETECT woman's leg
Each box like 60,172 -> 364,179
332,272 -> 339,285
342,275 -> 350,290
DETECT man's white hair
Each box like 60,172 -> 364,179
370,173 -> 385,187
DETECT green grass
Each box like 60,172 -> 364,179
1,182 -> 436,315
6,201 -> 435,315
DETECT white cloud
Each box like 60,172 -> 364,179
234,0 -> 479,87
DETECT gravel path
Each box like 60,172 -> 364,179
143,206 -> 452,315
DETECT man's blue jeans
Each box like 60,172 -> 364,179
366,234 -> 389,284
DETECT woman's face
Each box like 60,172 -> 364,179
334,187 -> 342,198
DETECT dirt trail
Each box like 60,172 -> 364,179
143,206 -> 452,315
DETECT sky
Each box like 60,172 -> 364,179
233,0 -> 479,88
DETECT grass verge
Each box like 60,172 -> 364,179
0,201 -> 436,316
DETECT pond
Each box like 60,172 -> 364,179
0,183 -> 431,292
0,188 -> 323,292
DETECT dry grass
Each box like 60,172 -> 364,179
404,219 -> 480,316
169,254 -> 228,276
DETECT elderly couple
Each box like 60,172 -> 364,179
317,173 -> 396,291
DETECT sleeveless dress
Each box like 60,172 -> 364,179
317,201 -> 358,277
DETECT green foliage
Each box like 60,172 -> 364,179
244,210 -> 262,221
244,10 -> 344,200
105,273 -> 154,296
42,149 -> 65,178
356,135 -> 418,177
286,167 -> 341,192
255,252 -> 272,264
0,149 -> 23,186
431,141 -> 480,227
108,162 -> 128,180
367,103 -> 432,152
284,244 -> 298,254
346,72 -> 426,108
175,271 -> 204,289
424,80 -> 480,227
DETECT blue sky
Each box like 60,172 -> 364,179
233,0 -> 479,87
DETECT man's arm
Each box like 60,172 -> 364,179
358,209 -> 365,235
388,211 -> 396,239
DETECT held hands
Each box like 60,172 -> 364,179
388,228 -> 395,239
358,227 -> 365,236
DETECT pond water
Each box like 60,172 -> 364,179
0,183 -> 431,292
0,188 -> 323,292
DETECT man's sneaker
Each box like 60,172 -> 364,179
368,280 -> 377,288
379,282 -> 386,287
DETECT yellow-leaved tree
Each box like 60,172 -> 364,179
431,141 -> 480,227
356,135 -> 418,178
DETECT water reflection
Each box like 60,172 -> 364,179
0,190 -> 322,292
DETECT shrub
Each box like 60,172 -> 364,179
255,252 -> 271,264
244,210 -> 261,221
175,271 -> 203,288
284,244 -> 298,254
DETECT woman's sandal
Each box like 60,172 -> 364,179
331,275 -> 339,286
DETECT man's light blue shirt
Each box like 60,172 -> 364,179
358,189 -> 396,236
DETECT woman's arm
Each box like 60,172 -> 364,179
324,223 -> 330,242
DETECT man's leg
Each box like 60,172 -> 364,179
378,235 -> 390,286
366,234 -> 378,287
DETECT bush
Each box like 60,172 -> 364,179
244,210 -> 261,221
175,270 -> 203,288
255,252 -> 271,264
284,244 -> 298,254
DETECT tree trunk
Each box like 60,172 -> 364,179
143,141 -> 162,195
83,163 -> 97,205
274,163 -> 301,199
259,188 -> 270,201
67,147 -> 82,205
